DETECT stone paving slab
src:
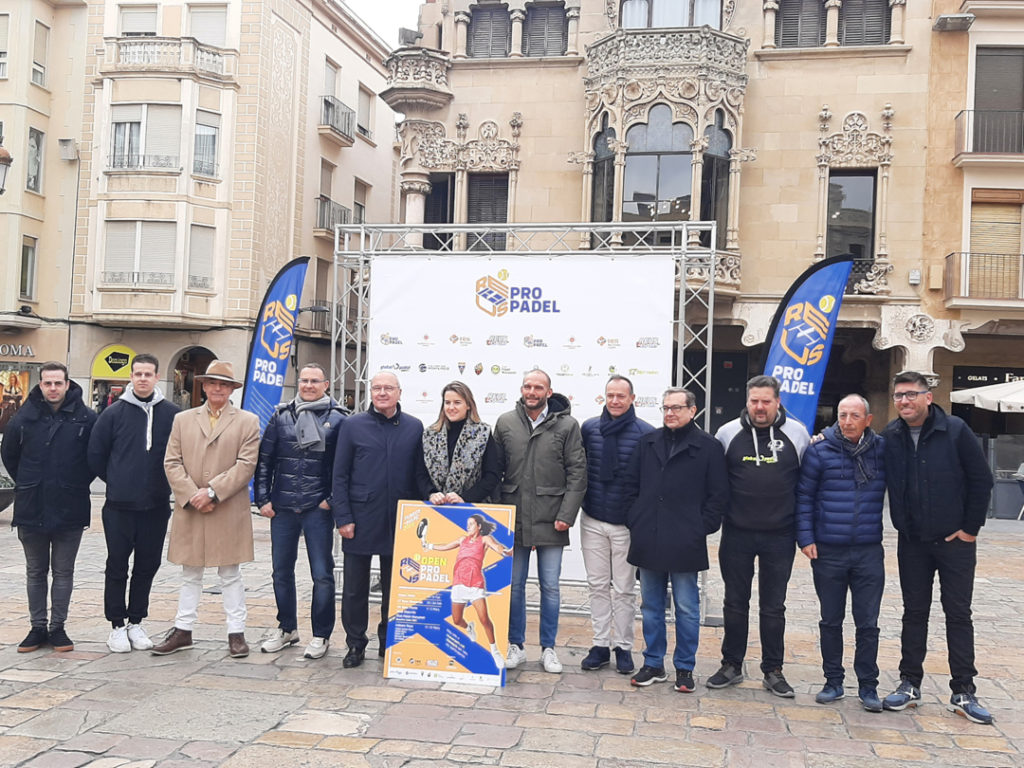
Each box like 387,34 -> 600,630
0,503 -> 1020,766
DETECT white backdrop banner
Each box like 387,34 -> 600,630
367,254 -> 675,580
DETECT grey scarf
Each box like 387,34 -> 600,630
293,395 -> 332,451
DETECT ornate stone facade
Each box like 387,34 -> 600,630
399,113 -> 523,173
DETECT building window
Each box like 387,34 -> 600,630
119,5 -> 157,36
775,0 -> 824,48
189,5 -> 227,47
467,173 -> 509,251
973,48 -> 1024,154
424,173 -> 455,251
826,170 -> 876,291
32,21 -> 48,86
188,225 -> 215,290
700,111 -> 731,250
103,220 -> 176,287
837,0 -> 889,46
591,114 -> 616,223
469,5 -> 510,58
525,3 -> 567,57
353,180 -> 368,224
622,105 -> 693,237
194,111 -> 219,176
20,236 -> 37,300
109,103 -> 182,170
324,59 -> 339,97
0,15 -> 10,78
357,86 -> 374,140
26,128 -> 44,193
966,201 -> 1022,300
621,0 -> 720,30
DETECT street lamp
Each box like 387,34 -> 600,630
0,136 -> 13,195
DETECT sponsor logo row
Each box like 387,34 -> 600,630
377,362 -> 662,378
379,333 -> 661,350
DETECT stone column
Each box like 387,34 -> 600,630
688,137 -> 708,247
824,0 -> 841,47
566,8 -> 580,55
454,11 -> 470,59
762,1 -> 778,50
400,175 -> 431,249
510,10 -> 525,57
888,0 -> 906,45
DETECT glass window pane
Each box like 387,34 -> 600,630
694,0 -> 721,28
623,155 -> 659,221
658,154 -> 692,205
625,122 -> 647,153
621,0 -> 649,29
671,121 -> 695,152
645,105 -> 674,150
652,0 -> 687,27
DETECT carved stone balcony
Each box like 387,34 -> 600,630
380,47 -> 454,113
99,37 -> 237,83
585,26 -> 748,90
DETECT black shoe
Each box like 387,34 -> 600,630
674,669 -> 695,693
762,668 -> 795,698
378,645 -> 386,658
630,665 -> 668,687
49,627 -> 74,652
343,647 -> 365,668
706,663 -> 744,689
18,627 -> 48,653
613,647 -> 634,675
581,645 -> 610,671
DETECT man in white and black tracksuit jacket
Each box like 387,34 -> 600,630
709,375 -> 809,698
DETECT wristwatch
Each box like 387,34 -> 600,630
207,487 -> 217,501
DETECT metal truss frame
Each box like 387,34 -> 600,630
331,221 -> 718,427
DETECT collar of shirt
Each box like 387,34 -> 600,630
528,404 -> 549,430
206,402 -> 226,427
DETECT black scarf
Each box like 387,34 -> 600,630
837,425 -> 878,486
598,405 -> 638,482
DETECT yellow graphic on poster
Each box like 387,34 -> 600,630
385,500 -> 516,686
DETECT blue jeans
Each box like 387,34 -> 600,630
509,543 -> 563,649
18,526 -> 84,630
638,569 -> 700,671
270,506 -> 336,639
811,543 -> 884,687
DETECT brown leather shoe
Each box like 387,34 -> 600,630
228,632 -> 249,658
151,628 -> 193,656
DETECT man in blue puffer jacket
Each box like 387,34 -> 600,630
796,394 -> 887,713
579,375 -> 654,675
255,363 -> 347,660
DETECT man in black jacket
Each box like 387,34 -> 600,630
881,371 -> 995,725
88,353 -> 179,654
1,361 -> 97,653
255,363 -> 346,660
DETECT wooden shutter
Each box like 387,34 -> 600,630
121,6 -> 157,35
467,173 -> 509,250
975,48 -> 1024,111
145,105 -> 181,160
525,5 -> 567,57
838,0 -> 890,46
469,7 -> 510,58
190,6 -> 227,47
968,203 -> 1021,298
105,221 -> 137,273
775,0 -> 825,48
140,221 -> 176,278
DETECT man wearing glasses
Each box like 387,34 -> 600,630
332,371 -> 424,668
881,371 -> 995,724
621,388 -> 728,692
255,363 -> 347,660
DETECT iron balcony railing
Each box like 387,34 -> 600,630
316,196 -> 352,231
108,153 -> 180,171
187,274 -> 214,290
955,110 -> 1024,155
102,271 -> 175,287
945,251 -> 1024,300
320,95 -> 355,141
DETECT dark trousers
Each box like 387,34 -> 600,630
896,533 -> 978,694
102,503 -> 170,625
270,506 -> 336,639
719,525 -> 795,673
341,553 -> 392,652
18,526 -> 84,630
811,543 -> 884,688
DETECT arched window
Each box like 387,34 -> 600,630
591,115 -> 616,223
622,105 -> 693,227
701,111 -> 731,249
621,0 -> 721,30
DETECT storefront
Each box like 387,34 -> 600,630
0,326 -> 69,436
90,343 -> 136,413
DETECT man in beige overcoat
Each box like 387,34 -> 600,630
153,360 -> 260,658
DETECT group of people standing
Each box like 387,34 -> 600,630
0,357 -> 996,726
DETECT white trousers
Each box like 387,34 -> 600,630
174,564 -> 247,634
580,512 -> 636,650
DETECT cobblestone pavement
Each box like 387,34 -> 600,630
0,497 -> 1021,767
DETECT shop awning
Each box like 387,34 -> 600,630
951,379 -> 1024,413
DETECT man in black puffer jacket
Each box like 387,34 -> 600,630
1,361 -> 96,654
255,363 -> 347,660
88,353 -> 179,654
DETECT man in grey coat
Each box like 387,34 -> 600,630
493,369 -> 587,674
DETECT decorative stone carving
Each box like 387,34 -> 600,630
872,305 -> 966,378
400,179 -> 432,196
905,313 -> 935,343
381,48 -> 455,112
398,113 -> 523,172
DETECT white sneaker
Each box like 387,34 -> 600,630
304,637 -> 329,659
506,644 -> 527,669
126,623 -> 153,651
491,648 -> 505,670
107,626 -> 131,653
260,628 -> 300,653
541,646 -> 563,674
465,621 -> 477,643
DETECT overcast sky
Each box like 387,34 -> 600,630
343,0 -> 423,49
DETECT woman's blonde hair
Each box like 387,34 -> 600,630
430,380 -> 482,431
